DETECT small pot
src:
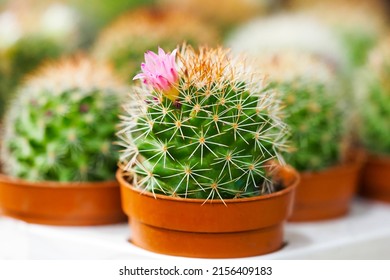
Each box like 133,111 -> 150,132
117,166 -> 299,258
288,161 -> 362,222
360,154 -> 390,203
0,173 -> 126,226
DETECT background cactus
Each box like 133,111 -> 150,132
118,46 -> 288,200
1,56 -> 126,182
288,1 -> 388,67
358,38 -> 390,155
157,0 -> 278,33
0,35 -> 64,117
0,2 -> 80,118
256,51 -> 346,171
92,8 -> 219,81
226,14 -> 349,73
68,0 -> 151,47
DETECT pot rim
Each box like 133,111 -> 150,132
116,167 -> 298,205
0,172 -> 118,189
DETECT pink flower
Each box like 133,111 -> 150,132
134,47 -> 179,101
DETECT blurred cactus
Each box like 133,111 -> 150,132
68,0 -> 152,47
257,52 -> 346,171
0,35 -> 63,115
1,56 -> 126,182
92,8 -> 219,81
118,46 -> 289,200
290,1 -> 388,67
358,38 -> 390,155
0,3 -> 80,118
157,0 -> 278,32
226,14 -> 348,73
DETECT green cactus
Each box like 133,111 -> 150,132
279,82 -> 344,171
118,46 -> 288,200
257,52 -> 345,171
0,59 -> 11,118
5,35 -> 64,83
0,35 -> 64,118
0,1 -> 81,119
359,39 -> 390,155
1,57 -> 125,182
68,0 -> 152,47
336,28 -> 378,68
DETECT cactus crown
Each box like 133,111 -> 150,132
1,56 -> 125,182
359,38 -> 390,155
256,51 -> 345,171
118,45 -> 289,201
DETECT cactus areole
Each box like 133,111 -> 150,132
118,46 -> 289,201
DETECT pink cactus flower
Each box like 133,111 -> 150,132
134,47 -> 179,101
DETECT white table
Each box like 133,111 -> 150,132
1,198 -> 390,260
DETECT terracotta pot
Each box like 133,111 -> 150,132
0,173 -> 127,226
360,154 -> 390,203
288,161 -> 362,222
117,166 -> 299,258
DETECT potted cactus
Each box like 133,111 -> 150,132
0,56 -> 127,225
255,51 -> 363,221
92,7 -> 219,82
116,45 -> 299,258
359,38 -> 390,203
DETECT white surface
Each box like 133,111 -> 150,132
1,198 -> 390,260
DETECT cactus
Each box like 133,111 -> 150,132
68,0 -> 150,46
1,56 -> 126,182
226,14 -> 349,73
118,46 -> 289,200
157,0 -> 274,32
257,51 -> 345,171
92,8 -> 219,81
0,35 -> 64,119
0,3 -> 80,118
290,1 -> 387,67
358,38 -> 390,155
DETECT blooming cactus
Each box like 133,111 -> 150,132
118,45 -> 289,200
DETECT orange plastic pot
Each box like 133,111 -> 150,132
360,154 -> 390,203
0,173 -> 126,226
288,161 -> 362,222
117,166 -> 299,258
